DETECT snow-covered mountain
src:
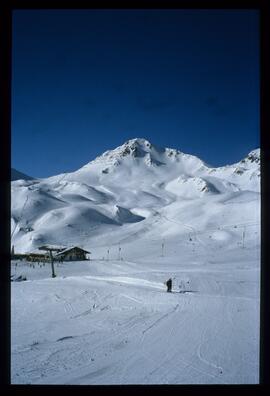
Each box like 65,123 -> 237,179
11,138 -> 261,385
11,138 -> 260,254
11,168 -> 34,181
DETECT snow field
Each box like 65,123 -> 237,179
11,140 -> 260,384
11,243 -> 260,384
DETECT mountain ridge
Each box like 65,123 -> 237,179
11,168 -> 34,181
11,138 -> 260,253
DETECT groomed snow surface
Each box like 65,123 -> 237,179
11,236 -> 260,385
11,139 -> 260,384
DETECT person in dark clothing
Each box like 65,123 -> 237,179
166,278 -> 172,292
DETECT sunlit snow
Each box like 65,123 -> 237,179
11,139 -> 260,384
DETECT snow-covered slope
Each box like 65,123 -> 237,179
11,138 -> 260,385
11,252 -> 260,384
11,138 -> 260,254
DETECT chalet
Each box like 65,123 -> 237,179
54,246 -> 90,261
12,245 -> 90,263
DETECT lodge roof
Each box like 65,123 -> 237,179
54,246 -> 90,256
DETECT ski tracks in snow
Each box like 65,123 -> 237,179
137,296 -> 225,383
196,326 -> 224,380
55,288 -> 111,320
120,294 -> 143,304
142,303 -> 180,335
139,303 -> 180,355
119,303 -> 181,383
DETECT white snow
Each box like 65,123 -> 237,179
11,139 -> 260,384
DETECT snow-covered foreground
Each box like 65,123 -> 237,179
11,242 -> 260,384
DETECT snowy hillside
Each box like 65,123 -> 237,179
11,139 -> 260,384
11,138 -> 260,254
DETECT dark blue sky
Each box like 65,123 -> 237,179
12,9 -> 259,178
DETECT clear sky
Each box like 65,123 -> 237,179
12,9 -> 259,178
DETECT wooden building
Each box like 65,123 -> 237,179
54,246 -> 90,261
12,245 -> 90,263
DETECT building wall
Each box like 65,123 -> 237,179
59,250 -> 86,261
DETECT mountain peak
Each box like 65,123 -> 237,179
96,138 -> 156,163
125,138 -> 152,147
239,148 -> 260,166
247,148 -> 260,162
119,138 -> 154,157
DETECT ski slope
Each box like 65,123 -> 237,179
11,244 -> 260,384
11,139 -> 260,384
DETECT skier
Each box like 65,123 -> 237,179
165,278 -> 172,292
